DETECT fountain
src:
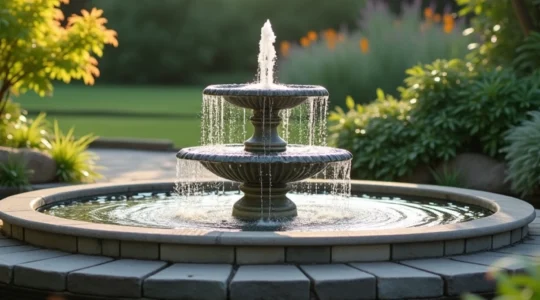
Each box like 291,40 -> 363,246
176,20 -> 352,220
0,21 -> 535,274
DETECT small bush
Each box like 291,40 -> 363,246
430,166 -> 463,188
1,113 -> 50,150
329,59 -> 540,180
48,121 -> 101,183
0,153 -> 31,188
279,1 -> 471,106
503,111 -> 540,196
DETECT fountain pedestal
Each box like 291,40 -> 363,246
234,183 -> 296,218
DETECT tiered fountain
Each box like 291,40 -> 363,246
0,21 -> 534,273
177,21 -> 352,220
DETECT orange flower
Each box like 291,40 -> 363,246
424,7 -> 434,20
280,41 -> 291,57
307,31 -> 318,41
433,14 -> 441,22
443,14 -> 454,33
443,14 -> 453,23
300,36 -> 310,48
359,38 -> 369,53
323,28 -> 337,41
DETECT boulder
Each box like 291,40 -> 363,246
0,146 -> 57,184
435,153 -> 511,195
397,164 -> 433,184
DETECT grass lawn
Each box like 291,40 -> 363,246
15,85 -> 205,147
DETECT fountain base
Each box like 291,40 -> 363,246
233,183 -> 297,220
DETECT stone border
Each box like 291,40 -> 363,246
0,180 -> 535,263
0,228 -> 539,299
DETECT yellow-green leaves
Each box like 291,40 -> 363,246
0,0 -> 118,102
345,96 -> 355,110
48,121 -> 101,183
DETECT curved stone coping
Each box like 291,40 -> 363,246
177,144 -> 353,163
203,84 -> 328,97
0,180 -> 535,249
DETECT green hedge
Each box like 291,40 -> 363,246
329,59 -> 540,181
90,0 -> 364,84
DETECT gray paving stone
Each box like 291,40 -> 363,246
332,244 -> 390,262
0,249 -> 69,283
392,241 -> 444,260
144,263 -> 232,300
0,245 -> 37,255
120,241 -> 158,260
300,264 -> 375,300
511,228 -> 522,244
451,252 -> 535,273
14,254 -> 112,291
11,225 -> 23,241
286,246 -> 330,263
230,265 -> 310,300
466,236 -> 492,253
102,239 -> 119,257
68,259 -> 167,298
350,262 -> 443,299
495,243 -> 540,257
401,258 -> 496,295
444,239 -> 465,256
236,247 -> 284,264
523,226 -> 529,238
0,239 -> 22,247
492,232 -> 512,249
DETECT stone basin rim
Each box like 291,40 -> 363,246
203,84 -> 329,97
177,144 -> 353,164
0,180 -> 535,246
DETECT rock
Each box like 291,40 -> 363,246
0,146 -> 56,184
435,153 -> 511,194
397,164 -> 433,184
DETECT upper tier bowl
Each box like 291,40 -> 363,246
203,84 -> 329,110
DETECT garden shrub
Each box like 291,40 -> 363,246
503,111 -> 540,196
279,0 -> 471,106
329,59 -> 540,180
48,121 -> 101,183
0,153 -> 31,188
2,113 -> 49,150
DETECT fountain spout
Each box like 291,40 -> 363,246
258,20 -> 276,87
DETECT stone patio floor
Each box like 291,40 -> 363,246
92,148 -> 178,182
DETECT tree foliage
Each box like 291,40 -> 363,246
0,0 -> 117,113
457,0 -> 540,73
